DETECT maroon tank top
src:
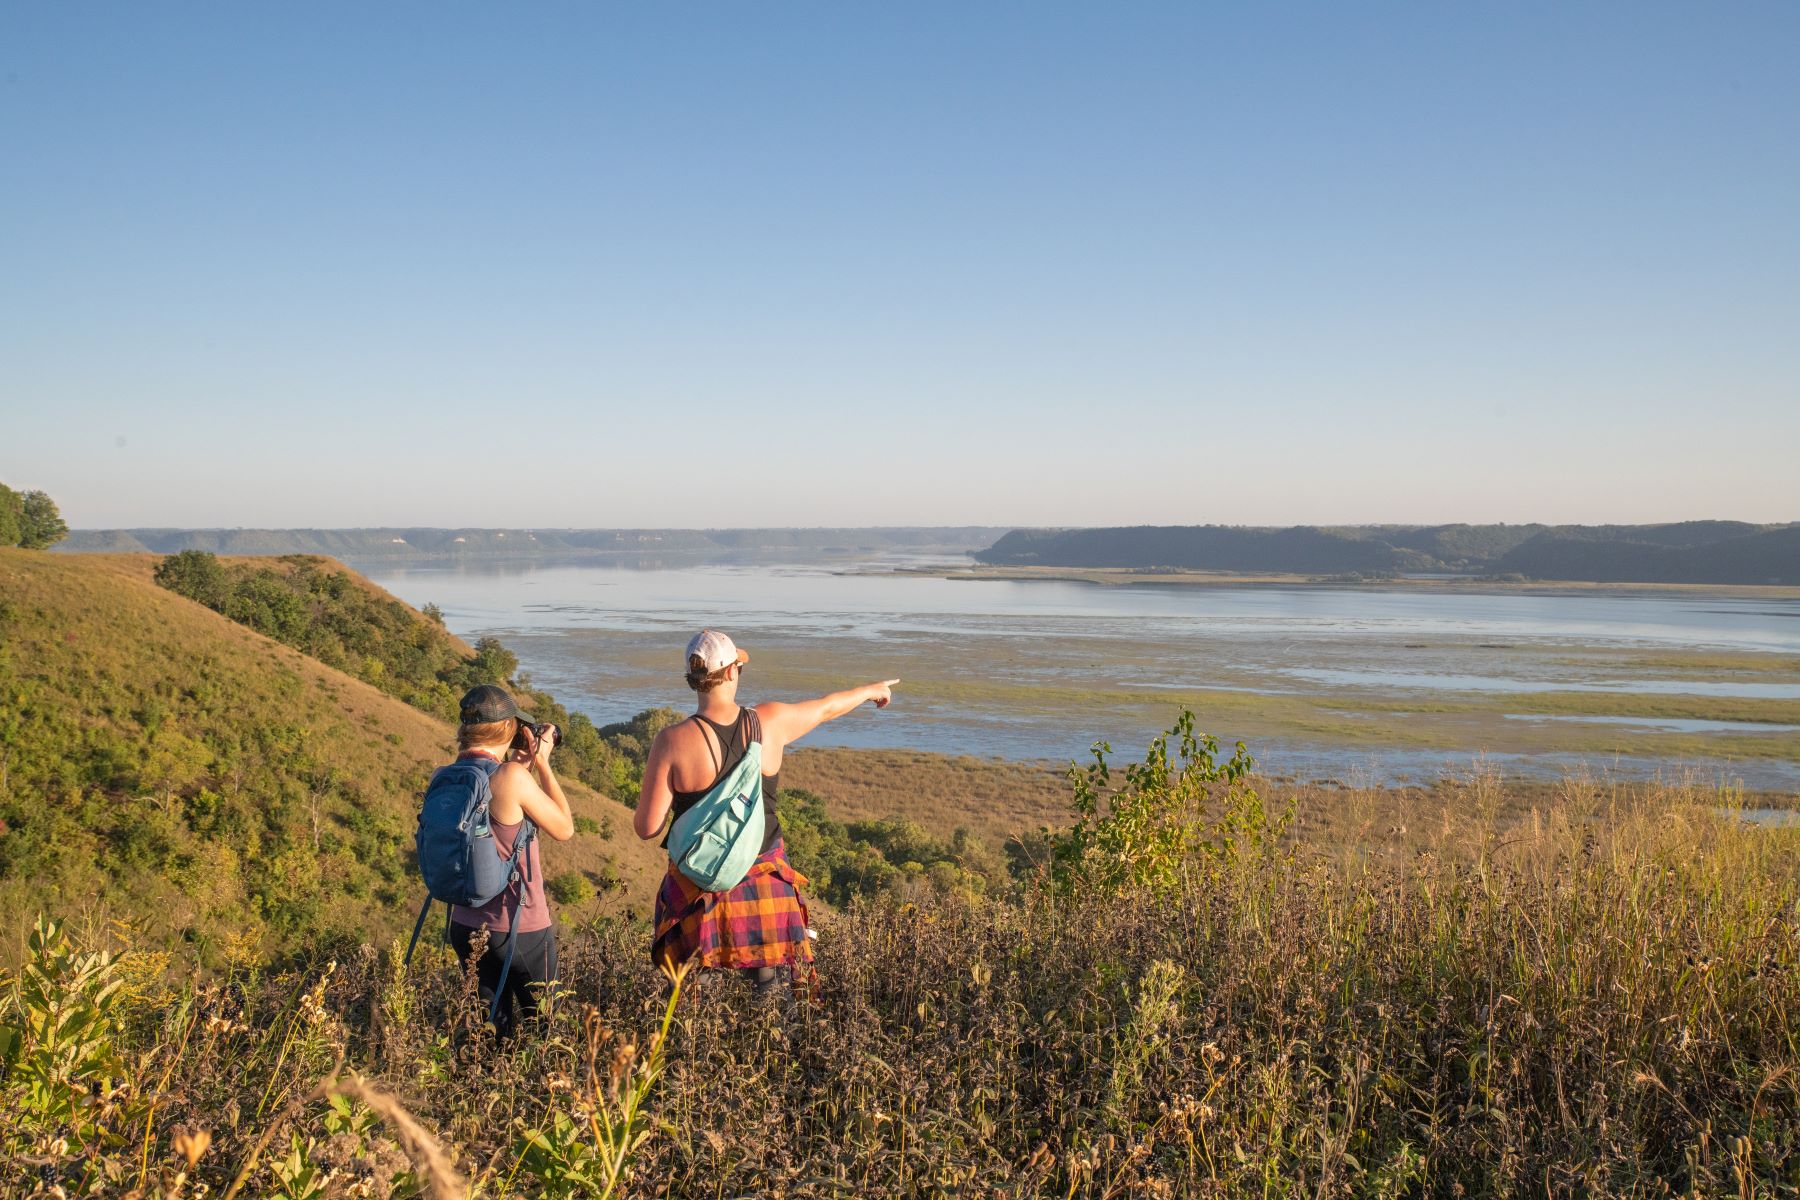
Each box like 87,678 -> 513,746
448,755 -> 551,933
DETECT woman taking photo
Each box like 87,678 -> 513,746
634,630 -> 897,994
445,684 -> 575,1034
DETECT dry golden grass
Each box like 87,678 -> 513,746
781,746 -> 1068,844
785,743 -> 1517,857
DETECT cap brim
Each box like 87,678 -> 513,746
459,699 -> 532,724
735,648 -> 750,666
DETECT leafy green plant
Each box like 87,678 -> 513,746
0,915 -> 129,1155
514,1109 -> 607,1197
513,962 -> 690,1200
322,1091 -> 378,1141
268,1132 -> 327,1200
1050,707 -> 1274,896
1105,959 -> 1186,1126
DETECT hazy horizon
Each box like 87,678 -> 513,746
55,517 -> 1800,534
5,4 -> 1797,529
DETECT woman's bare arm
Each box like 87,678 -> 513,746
491,735 -> 574,841
758,679 -> 899,753
634,727 -> 678,840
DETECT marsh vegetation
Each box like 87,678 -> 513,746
374,557 -> 1800,789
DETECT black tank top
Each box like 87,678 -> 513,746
663,707 -> 782,855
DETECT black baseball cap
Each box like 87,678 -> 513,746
459,684 -> 532,725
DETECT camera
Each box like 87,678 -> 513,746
512,720 -> 561,754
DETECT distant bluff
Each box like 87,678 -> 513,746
974,521 -> 1800,586
56,526 -> 1009,559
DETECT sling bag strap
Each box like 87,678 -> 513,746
689,714 -> 724,780
690,707 -> 760,784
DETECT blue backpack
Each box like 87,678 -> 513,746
404,756 -> 537,1022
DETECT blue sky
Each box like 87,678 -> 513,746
3,3 -> 1796,529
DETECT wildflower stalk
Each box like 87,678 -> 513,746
135,1004 -> 201,1192
595,959 -> 690,1196
510,958 -> 692,1200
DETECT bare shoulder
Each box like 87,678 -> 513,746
650,718 -> 696,756
489,760 -> 531,796
752,700 -> 795,740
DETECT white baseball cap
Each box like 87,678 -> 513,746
685,629 -> 749,675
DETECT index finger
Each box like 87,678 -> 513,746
881,679 -> 901,686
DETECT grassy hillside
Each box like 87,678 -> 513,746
150,550 -> 671,802
0,550 -> 665,966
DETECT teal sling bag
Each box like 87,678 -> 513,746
666,722 -> 766,893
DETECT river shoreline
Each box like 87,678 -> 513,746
361,556 -> 1800,792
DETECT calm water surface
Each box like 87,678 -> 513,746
361,557 -> 1800,790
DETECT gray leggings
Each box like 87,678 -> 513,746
745,965 -> 783,997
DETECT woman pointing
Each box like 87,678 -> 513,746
635,629 -> 897,995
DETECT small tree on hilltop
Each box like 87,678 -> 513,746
19,492 -> 68,549
0,484 -> 20,546
471,636 -> 519,683
0,485 -> 69,550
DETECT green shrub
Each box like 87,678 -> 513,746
153,549 -> 231,609
547,870 -> 595,906
1050,707 -> 1285,896
777,787 -> 1010,907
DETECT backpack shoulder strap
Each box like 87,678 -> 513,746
450,756 -> 506,921
465,755 -> 507,815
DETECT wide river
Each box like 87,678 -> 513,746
362,557 -> 1800,791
